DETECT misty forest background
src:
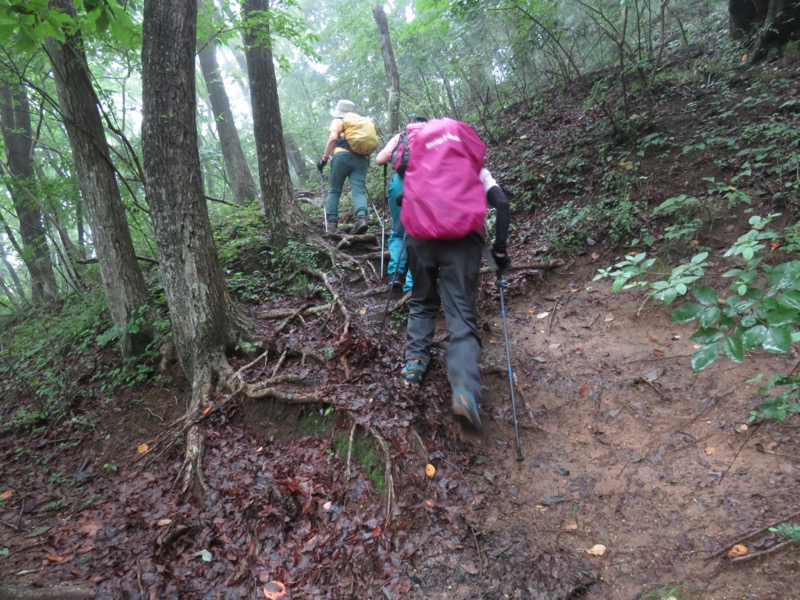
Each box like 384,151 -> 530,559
1,0 -> 799,517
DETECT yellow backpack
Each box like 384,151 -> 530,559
340,113 -> 379,155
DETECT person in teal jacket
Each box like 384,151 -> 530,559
374,117 -> 428,292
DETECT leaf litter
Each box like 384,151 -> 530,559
2,60 -> 800,600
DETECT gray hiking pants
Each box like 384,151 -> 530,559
405,234 -> 483,401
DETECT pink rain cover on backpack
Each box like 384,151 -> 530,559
401,118 -> 487,240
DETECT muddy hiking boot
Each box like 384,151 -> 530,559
401,359 -> 427,385
326,219 -> 338,233
452,388 -> 482,431
350,216 -> 368,235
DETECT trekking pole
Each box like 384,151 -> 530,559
382,163 -> 388,233
381,164 -> 388,276
379,232 -> 407,334
371,201 -> 385,279
497,274 -> 523,460
318,164 -> 328,233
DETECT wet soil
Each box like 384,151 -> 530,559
1,253 -> 799,599
402,253 -> 800,599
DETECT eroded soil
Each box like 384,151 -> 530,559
2,252 -> 799,599
404,253 -> 800,600
3,55 -> 800,600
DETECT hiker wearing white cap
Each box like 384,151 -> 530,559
317,99 -> 373,234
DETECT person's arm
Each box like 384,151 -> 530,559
321,120 -> 342,162
487,185 -> 510,255
375,133 -> 401,165
481,168 -> 511,268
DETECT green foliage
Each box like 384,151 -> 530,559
541,200 -> 593,254
212,205 -> 272,301
50,471 -> 67,485
0,0 -> 138,51
239,0 -> 320,66
1,288 -> 165,432
636,131 -> 675,158
332,432 -> 385,494
636,584 -> 694,600
596,251 -> 708,304
45,499 -> 64,511
770,523 -> 800,542
654,194 -> 702,217
389,310 -> 408,329
598,213 -> 800,423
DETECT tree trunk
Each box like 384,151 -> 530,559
0,77 -> 58,304
0,239 -> 26,303
46,0 -> 154,356
729,0 -> 800,62
0,273 -> 21,310
197,11 -> 261,208
142,0 -> 249,497
142,0 -> 240,379
241,0 -> 306,244
373,4 -> 400,133
284,134 -> 309,185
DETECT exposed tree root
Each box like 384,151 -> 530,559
388,290 -> 412,313
302,266 -> 352,337
358,250 -> 390,262
236,386 -> 321,403
409,429 -> 429,463
339,356 -> 352,379
271,349 -> 288,378
162,237 -> 562,512
0,585 -> 95,600
366,425 -> 395,517
345,422 -> 357,478
478,258 -> 566,276
335,233 -> 378,249
275,303 -> 313,332
730,539 -> 797,563
176,365 -> 215,497
355,285 -> 393,298
259,305 -> 333,319
706,508 -> 800,560
307,232 -> 370,282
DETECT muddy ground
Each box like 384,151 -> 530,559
400,253 -> 800,600
1,250 -> 799,599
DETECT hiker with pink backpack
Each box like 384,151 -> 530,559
317,99 -> 379,234
398,118 -> 511,431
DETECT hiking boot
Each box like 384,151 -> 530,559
401,359 -> 427,385
452,388 -> 482,431
350,217 -> 368,235
326,220 -> 338,233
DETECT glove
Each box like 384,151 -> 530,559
316,158 -> 328,171
491,245 -> 510,273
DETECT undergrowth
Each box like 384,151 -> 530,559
0,288 -> 167,434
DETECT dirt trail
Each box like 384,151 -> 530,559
2,251 -> 798,599
403,255 -> 800,599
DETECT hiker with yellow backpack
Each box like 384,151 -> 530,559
317,99 -> 379,234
